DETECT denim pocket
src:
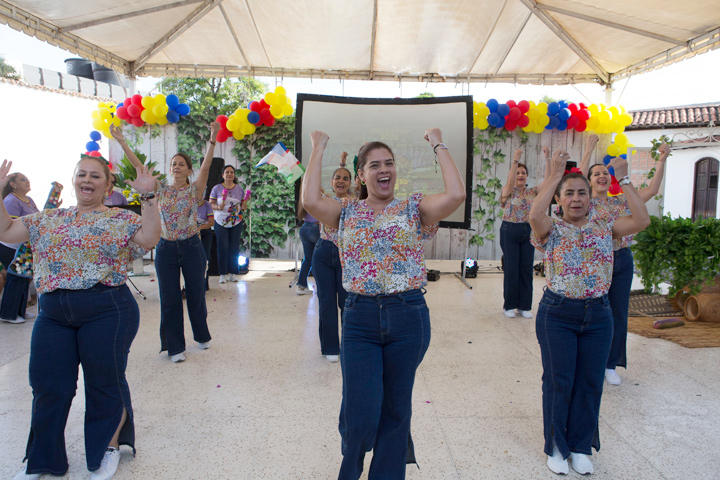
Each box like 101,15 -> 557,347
344,294 -> 357,311
540,293 -> 563,307
398,291 -> 427,310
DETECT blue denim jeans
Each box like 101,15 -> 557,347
607,247 -> 633,369
536,289 -> 613,459
213,222 -> 243,275
200,228 -> 213,289
155,235 -> 211,356
499,221 -> 535,311
338,289 -> 431,480
0,243 -> 30,320
298,221 -> 320,288
312,239 -> 347,355
22,284 -> 139,475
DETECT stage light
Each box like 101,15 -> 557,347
462,258 -> 478,278
238,255 -> 249,275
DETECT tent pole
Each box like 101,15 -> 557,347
604,82 -> 613,105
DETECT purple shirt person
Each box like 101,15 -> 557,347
104,190 -> 129,207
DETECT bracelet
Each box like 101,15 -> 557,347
433,143 -> 447,153
210,141 -> 216,145
618,176 -> 632,187
139,192 -> 156,202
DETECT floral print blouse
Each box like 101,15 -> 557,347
590,195 -> 632,251
320,196 -> 341,243
22,208 -> 146,294
337,193 -> 438,296
157,182 -> 199,241
531,216 -> 614,299
501,186 -> 539,223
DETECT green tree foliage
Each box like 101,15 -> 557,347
231,116 -> 297,258
416,92 -> 435,98
159,77 -> 266,163
0,56 -> 19,80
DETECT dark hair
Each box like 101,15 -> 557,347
219,165 -> 238,184
1,173 -> 21,199
554,173 -> 591,217
516,163 -> 528,174
356,141 -> 394,200
172,153 -> 194,184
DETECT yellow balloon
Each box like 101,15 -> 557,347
586,116 -> 600,130
282,104 -> 293,116
154,94 -> 166,105
614,133 -> 628,146
112,117 -> 121,127
521,124 -> 533,132
276,94 -> 287,105
609,106 -> 620,117
265,92 -> 276,104
537,115 -> 550,127
103,128 -> 112,139
620,113 -> 633,126
91,110 -> 100,120
274,86 -> 286,95
588,104 -> 600,115
609,119 -> 621,133
527,108 -> 540,120
232,130 -> 245,141
479,106 -> 490,117
141,110 -> 157,124
533,125 -> 545,134
157,116 -> 168,126
536,102 -> 548,114
141,96 -> 155,109
476,119 -> 489,130
607,144 -> 621,156
92,118 -> 106,131
528,100 -> 536,108
599,110 -> 610,122
98,108 -> 111,120
226,118 -> 240,131
270,104 -> 284,118
153,104 -> 168,117
240,123 -> 255,135
97,101 -> 107,109
107,104 -> 117,113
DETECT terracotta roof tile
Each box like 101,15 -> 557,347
627,103 -> 720,130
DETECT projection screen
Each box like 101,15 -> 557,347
295,94 -> 473,229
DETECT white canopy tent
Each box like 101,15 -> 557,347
1,0 -> 720,88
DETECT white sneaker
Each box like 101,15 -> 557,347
13,468 -> 41,480
296,285 -> 312,295
91,447 -> 120,480
570,452 -> 594,474
605,368 -> 622,385
229,274 -> 238,282
503,309 -> 516,318
546,445 -> 569,475
171,353 -> 186,363
198,341 -> 210,350
325,355 -> 339,363
23,311 -> 37,319
2,316 -> 26,324
518,310 -> 533,319
219,275 -> 227,284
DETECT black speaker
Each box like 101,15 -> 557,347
427,269 -> 440,281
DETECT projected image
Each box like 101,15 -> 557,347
296,95 -> 473,228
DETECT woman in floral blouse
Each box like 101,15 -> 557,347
302,129 -> 465,479
529,150 -> 650,476
498,148 -> 550,318
580,140 -> 669,386
1,156 -> 160,480
112,122 -> 219,364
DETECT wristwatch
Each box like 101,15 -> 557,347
618,176 -> 632,187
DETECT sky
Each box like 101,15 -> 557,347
1,23 -> 719,111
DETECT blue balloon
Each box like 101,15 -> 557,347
90,131 -> 102,141
603,155 -> 613,165
557,120 -> 567,131
175,103 -> 190,116
166,94 -> 180,109
608,166 -> 615,176
487,112 -> 501,127
486,98 -> 499,113
619,154 -> 627,159
495,116 -> 505,129
117,102 -> 124,108
548,102 -> 560,116
86,141 -> 100,152
497,104 -> 510,117
247,111 -> 260,124
558,100 -> 568,109
167,111 -> 180,124
548,116 -> 560,128
558,108 -> 571,121
545,124 -> 554,130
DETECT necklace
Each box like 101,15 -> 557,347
12,192 -> 30,204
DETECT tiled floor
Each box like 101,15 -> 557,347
1,260 -> 719,479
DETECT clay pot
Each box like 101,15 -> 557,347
675,276 -> 720,310
684,293 -> 720,322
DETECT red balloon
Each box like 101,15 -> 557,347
506,100 -> 517,108
249,101 -> 262,112
508,107 -> 522,120
216,115 -> 228,128
259,99 -> 269,109
127,104 -> 141,117
504,119 -> 518,131
131,116 -> 145,127
575,119 -> 587,132
568,103 -> 579,113
115,106 -> 128,120
577,109 -> 590,121
566,116 -> 579,129
579,102 -> 588,109
517,100 -> 530,113
89,151 -> 102,157
259,108 -> 272,121
131,94 -> 143,106
517,115 -> 530,128
216,129 -> 230,143
608,183 -> 622,195
263,116 -> 275,127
